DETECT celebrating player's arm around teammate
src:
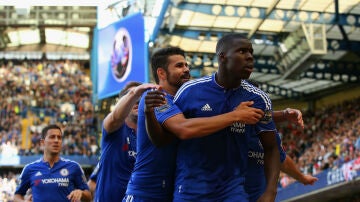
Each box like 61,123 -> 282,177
141,34 -> 280,202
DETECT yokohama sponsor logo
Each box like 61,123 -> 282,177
42,178 -> 69,184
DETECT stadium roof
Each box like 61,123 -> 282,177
155,0 -> 360,100
0,0 -> 359,100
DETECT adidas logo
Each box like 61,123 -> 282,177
35,171 -> 42,176
201,104 -> 212,111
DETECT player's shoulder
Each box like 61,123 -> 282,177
59,157 -> 82,168
241,80 -> 269,97
20,159 -> 43,174
182,75 -> 212,89
175,75 -> 212,99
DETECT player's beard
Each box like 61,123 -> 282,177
167,72 -> 191,90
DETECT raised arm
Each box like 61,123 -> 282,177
103,83 -> 159,133
273,108 -> 304,128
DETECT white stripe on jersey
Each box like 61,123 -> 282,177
124,195 -> 134,202
174,76 -> 212,102
242,80 -> 272,110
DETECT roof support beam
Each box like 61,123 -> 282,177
160,28 -> 279,45
149,0 -> 171,42
160,28 -> 360,51
176,2 -> 360,26
247,0 -> 280,38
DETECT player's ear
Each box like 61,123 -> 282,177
157,68 -> 166,80
218,52 -> 226,62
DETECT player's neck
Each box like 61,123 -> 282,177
215,71 -> 242,89
43,153 -> 60,168
125,118 -> 136,131
160,83 -> 177,96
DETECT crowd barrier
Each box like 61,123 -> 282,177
0,154 -> 98,167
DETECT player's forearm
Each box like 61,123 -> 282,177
166,112 -> 237,140
13,194 -> 25,202
103,90 -> 139,133
263,146 -> 280,194
87,180 -> 96,193
273,110 -> 287,123
145,110 -> 174,147
280,155 -> 305,183
260,132 -> 281,195
80,190 -> 92,202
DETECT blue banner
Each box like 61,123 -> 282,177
96,12 -> 147,100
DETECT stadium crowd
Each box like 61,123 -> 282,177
0,60 -> 99,157
0,58 -> 359,200
278,97 -> 360,187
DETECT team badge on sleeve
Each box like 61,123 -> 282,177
155,98 -> 170,113
260,110 -> 273,124
155,104 -> 170,113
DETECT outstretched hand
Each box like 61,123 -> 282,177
284,108 -> 304,129
133,83 -> 161,97
300,174 -> 318,185
144,88 -> 166,112
67,189 -> 83,202
234,101 -> 264,124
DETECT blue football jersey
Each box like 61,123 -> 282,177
89,162 -> 99,182
15,158 -> 89,202
172,74 -> 277,201
95,124 -> 137,201
125,90 -> 181,200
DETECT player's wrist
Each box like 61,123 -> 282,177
144,107 -> 155,113
282,108 -> 289,119
231,111 -> 243,123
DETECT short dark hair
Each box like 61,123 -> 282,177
118,81 -> 142,98
216,33 -> 248,55
150,47 -> 186,84
41,124 -> 62,139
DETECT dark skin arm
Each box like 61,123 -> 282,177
257,131 -> 280,202
281,155 -> 318,185
145,89 -> 265,147
273,108 -> 304,128
274,108 -> 317,185
145,105 -> 174,147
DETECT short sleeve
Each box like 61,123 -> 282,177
14,165 -> 31,195
73,163 -> 89,190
